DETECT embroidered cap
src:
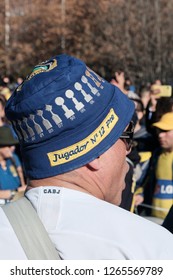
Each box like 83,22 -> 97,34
153,112 -> 173,131
5,54 -> 134,179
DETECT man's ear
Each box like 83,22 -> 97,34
86,157 -> 101,171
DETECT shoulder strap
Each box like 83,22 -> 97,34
2,197 -> 60,260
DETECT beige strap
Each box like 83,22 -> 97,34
2,197 -> 60,260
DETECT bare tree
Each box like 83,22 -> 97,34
1,0 -> 173,88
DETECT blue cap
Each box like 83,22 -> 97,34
5,54 -> 134,179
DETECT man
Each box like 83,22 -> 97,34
146,112 -> 173,219
1,54 -> 173,259
0,126 -> 26,205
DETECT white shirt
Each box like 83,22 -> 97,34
1,186 -> 173,259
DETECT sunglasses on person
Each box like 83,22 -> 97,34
119,121 -> 134,151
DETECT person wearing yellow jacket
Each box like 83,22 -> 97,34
150,112 -> 173,219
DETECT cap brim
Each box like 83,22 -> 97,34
153,122 -> 173,130
0,139 -> 19,147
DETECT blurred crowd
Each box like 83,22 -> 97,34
111,69 -> 173,223
0,75 -> 26,205
1,71 -> 173,225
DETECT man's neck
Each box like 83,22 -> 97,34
162,148 -> 173,153
27,167 -> 105,201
